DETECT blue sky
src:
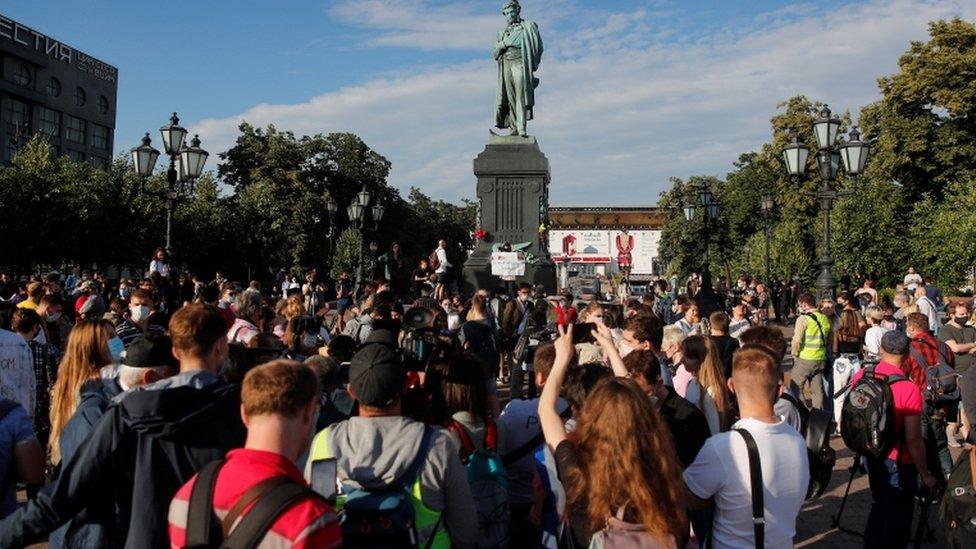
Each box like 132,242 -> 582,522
6,0 -> 974,204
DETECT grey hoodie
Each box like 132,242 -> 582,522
328,416 -> 477,548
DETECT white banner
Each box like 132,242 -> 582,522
491,252 -> 526,278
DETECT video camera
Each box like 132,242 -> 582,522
400,306 -> 449,372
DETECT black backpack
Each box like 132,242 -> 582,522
184,459 -> 327,549
778,392 -> 835,499
941,449 -> 976,548
840,364 -> 908,459
909,339 -> 959,404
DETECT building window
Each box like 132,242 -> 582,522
12,64 -> 31,87
4,98 -> 30,138
39,107 -> 60,139
74,87 -> 86,107
66,149 -> 85,163
90,156 -> 107,169
92,124 -> 109,150
65,115 -> 86,144
47,77 -> 61,97
97,96 -> 109,115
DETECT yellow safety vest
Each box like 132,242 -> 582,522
798,311 -> 829,362
308,427 -> 449,548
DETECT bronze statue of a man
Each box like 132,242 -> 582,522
493,0 -> 543,137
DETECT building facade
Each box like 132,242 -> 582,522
0,13 -> 117,167
547,206 -> 666,281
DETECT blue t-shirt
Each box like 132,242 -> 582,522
0,404 -> 36,517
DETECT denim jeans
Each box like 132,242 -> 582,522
865,458 -> 917,549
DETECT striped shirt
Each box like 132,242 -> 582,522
115,319 -> 166,348
168,448 -> 341,549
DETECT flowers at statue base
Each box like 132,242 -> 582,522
474,227 -> 488,241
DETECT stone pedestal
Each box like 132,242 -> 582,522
462,136 -> 556,294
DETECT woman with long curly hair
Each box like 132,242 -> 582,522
540,325 -> 689,548
48,319 -> 115,465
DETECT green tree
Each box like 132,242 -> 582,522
331,228 -> 363,280
859,18 -> 976,200
829,179 -> 909,286
658,176 -> 732,277
909,180 -> 976,290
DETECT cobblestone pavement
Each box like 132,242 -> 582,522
779,320 -> 961,548
794,436 -> 960,548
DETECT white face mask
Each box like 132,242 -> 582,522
618,341 -> 635,358
46,312 -> 61,322
302,334 -> 318,349
130,305 -> 151,323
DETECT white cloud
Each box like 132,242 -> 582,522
328,0 -> 500,51
192,0 -> 976,205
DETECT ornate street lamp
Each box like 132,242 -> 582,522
130,113 -> 209,255
781,104 -> 870,301
838,126 -> 870,176
325,196 -> 338,238
346,189 -> 384,291
159,112 -> 187,156
782,135 -> 810,178
131,133 -> 160,178
683,181 -> 720,275
180,135 -> 209,181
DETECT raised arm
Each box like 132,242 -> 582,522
539,324 -> 574,451
591,323 -> 628,378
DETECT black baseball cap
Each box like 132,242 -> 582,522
881,330 -> 910,356
124,334 -> 178,370
349,343 -> 404,408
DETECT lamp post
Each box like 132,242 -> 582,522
130,113 -> 209,254
683,181 -> 720,276
781,104 -> 870,301
761,195 -> 774,284
346,189 -> 385,291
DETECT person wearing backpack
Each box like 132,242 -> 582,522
168,360 -> 342,548
905,312 -> 957,479
306,342 -> 477,548
939,301 -> 976,447
790,292 -> 831,410
684,344 -> 808,548
844,329 -> 937,548
440,352 -> 510,549
540,325 -> 689,548
0,304 -> 247,549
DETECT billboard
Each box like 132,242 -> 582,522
549,229 -> 662,275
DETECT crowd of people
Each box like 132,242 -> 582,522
0,245 -> 972,548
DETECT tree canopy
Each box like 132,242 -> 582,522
0,125 -> 475,282
659,18 -> 976,291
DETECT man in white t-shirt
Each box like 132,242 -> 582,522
684,344 -> 808,548
913,286 -> 939,334
0,328 -> 35,419
433,239 -> 451,275
903,266 -> 923,293
497,343 -> 569,547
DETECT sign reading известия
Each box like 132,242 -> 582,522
0,14 -> 118,83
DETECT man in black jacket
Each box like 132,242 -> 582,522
0,304 -> 247,549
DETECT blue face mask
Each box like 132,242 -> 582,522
108,337 -> 125,365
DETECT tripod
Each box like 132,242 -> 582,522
832,456 -> 937,547
831,460 -> 864,537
